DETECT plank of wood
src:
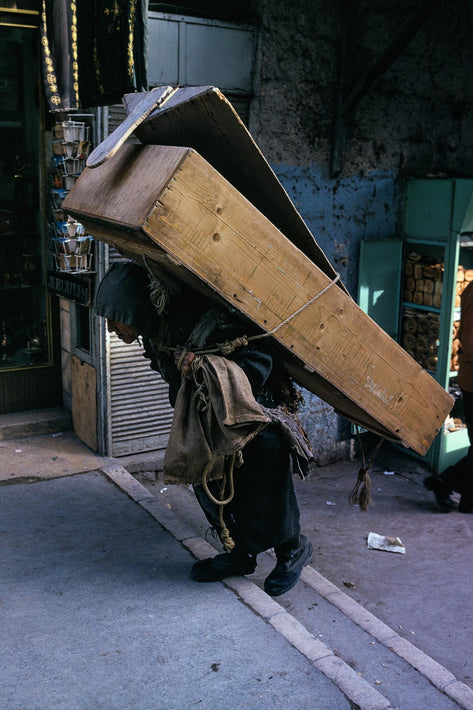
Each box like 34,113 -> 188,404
72,355 -> 97,450
139,147 -> 451,454
122,87 -> 347,293
63,143 -> 453,454
86,86 -> 175,168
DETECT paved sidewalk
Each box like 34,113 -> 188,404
0,469 -> 357,710
2,428 -> 473,709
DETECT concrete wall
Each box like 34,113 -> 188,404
249,0 -> 473,462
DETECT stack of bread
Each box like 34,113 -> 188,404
454,265 -> 473,308
451,318 -> 461,372
402,251 -> 444,308
451,267 -> 473,371
401,307 -> 440,372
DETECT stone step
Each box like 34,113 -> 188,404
0,407 -> 72,441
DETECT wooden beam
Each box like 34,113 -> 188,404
331,0 -> 359,177
339,0 -> 445,118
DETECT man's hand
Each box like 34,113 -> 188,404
174,350 -> 196,379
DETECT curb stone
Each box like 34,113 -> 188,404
103,465 -> 394,710
103,465 -> 473,710
298,563 -> 473,709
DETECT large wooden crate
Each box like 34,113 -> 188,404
63,142 -> 453,455
122,86 -> 345,292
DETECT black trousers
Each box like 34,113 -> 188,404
193,423 -> 301,555
441,389 -> 473,500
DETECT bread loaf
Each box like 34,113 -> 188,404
416,335 -> 429,353
424,279 -> 434,294
403,316 -> 417,333
403,333 -> 416,350
417,317 -> 429,334
413,292 -> 423,305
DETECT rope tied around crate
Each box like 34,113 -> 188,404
348,427 -> 385,511
249,272 -> 341,341
171,272 -> 342,360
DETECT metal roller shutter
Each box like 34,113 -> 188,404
109,334 -> 174,456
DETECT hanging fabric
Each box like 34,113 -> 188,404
40,0 -> 80,112
76,0 -> 148,108
40,0 -> 148,113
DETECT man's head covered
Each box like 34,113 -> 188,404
94,262 -> 160,340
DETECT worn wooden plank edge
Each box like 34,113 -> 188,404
86,86 -> 176,168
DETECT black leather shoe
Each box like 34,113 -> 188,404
191,549 -> 257,582
264,534 -> 313,597
423,475 -> 456,511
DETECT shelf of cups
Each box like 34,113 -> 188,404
53,217 -> 86,239
54,253 -> 93,273
52,230 -> 94,274
53,235 -> 93,255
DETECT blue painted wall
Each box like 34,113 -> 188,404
274,164 -> 401,296
271,164 -> 402,462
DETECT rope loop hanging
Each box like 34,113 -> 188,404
348,426 -> 385,511
202,454 -> 238,551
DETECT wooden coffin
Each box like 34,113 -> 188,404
63,142 -> 453,455
120,86 -> 344,291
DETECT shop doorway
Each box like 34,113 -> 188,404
0,23 -> 62,413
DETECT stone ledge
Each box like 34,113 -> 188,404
0,407 -> 72,441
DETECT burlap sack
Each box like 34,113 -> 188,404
163,354 -> 270,485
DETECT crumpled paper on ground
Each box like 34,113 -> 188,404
367,532 -> 406,554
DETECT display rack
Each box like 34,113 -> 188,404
359,177 -> 473,473
47,117 -> 95,277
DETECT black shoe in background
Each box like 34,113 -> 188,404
423,475 -> 456,511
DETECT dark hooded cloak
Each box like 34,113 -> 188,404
94,262 -> 160,338
94,260 -> 306,554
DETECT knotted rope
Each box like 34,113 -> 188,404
191,355 -> 210,412
202,453 -> 242,551
348,427 -> 384,511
